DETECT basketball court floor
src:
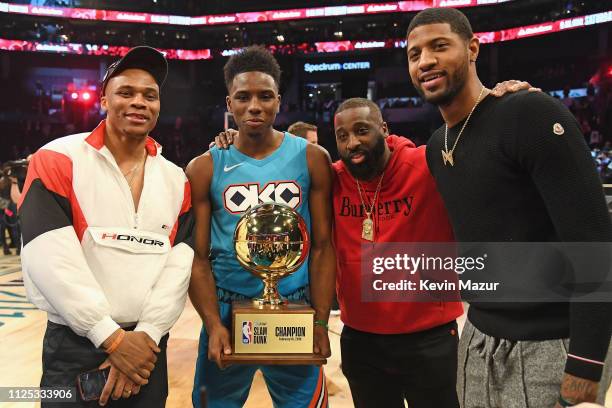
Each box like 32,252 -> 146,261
0,253 -> 609,407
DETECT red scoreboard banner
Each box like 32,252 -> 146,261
0,10 -> 609,60
0,1 -> 512,26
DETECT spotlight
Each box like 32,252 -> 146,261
71,92 -> 78,100
82,92 -> 91,101
277,35 -> 285,42
334,31 -> 343,38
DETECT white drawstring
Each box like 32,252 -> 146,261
517,342 -> 529,408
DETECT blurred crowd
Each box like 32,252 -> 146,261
1,81 -> 611,178
559,84 -> 611,150
0,159 -> 27,255
556,83 -> 612,183
592,147 -> 612,184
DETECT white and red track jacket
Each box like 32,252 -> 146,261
19,120 -> 194,347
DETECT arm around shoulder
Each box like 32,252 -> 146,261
185,153 -> 224,329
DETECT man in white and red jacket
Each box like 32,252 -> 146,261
19,46 -> 193,407
332,97 -> 462,408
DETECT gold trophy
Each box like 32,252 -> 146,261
221,203 -> 326,365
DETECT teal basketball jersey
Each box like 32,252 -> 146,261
209,133 -> 311,297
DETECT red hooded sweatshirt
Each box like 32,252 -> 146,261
332,135 -> 463,334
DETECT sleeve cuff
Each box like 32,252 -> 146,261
134,322 -> 163,345
87,316 -> 120,348
564,355 -> 605,382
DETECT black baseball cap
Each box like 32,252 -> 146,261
101,46 -> 168,95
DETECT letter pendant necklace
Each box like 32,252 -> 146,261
356,171 -> 384,241
442,86 -> 486,166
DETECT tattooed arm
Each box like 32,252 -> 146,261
554,373 -> 599,407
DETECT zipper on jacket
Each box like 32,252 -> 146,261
95,146 -> 140,230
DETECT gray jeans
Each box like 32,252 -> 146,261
458,319 -> 611,408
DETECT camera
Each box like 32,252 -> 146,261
2,159 -> 28,180
2,159 -> 29,184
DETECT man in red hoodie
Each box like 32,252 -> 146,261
332,97 -> 462,407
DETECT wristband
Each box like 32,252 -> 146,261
314,320 -> 328,330
557,395 -> 575,407
104,329 -> 125,354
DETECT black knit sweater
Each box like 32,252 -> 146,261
426,90 -> 612,381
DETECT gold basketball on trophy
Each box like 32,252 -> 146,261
223,203 -> 325,365
234,202 -> 310,305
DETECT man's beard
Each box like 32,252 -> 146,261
341,135 -> 386,181
413,58 -> 469,106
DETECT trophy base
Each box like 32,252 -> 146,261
228,300 -> 325,365
220,353 -> 327,366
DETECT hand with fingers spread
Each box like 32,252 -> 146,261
97,359 -> 141,406
209,128 -> 238,150
207,322 -> 232,369
102,330 -> 160,387
490,79 -> 541,97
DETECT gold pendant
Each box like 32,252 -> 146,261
441,149 -> 454,166
362,217 -> 374,241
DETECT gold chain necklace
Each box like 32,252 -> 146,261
442,86 -> 486,167
356,171 -> 384,241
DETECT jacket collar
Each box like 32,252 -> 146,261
85,120 -> 162,157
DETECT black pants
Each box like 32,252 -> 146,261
341,321 -> 459,408
40,321 -> 169,408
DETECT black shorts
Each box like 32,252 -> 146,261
341,320 -> 460,408
40,321 -> 168,408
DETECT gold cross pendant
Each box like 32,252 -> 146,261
441,149 -> 454,166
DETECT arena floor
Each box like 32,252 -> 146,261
0,253 -> 609,407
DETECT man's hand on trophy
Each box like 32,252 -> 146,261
313,325 -> 331,358
207,323 -> 232,369
209,128 -> 238,150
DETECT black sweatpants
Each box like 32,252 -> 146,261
40,321 -> 169,408
341,321 -> 459,408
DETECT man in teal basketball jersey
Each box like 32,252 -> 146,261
187,46 -> 336,408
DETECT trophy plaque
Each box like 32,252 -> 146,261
221,203 -> 326,365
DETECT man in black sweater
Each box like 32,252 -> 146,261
407,7 -> 611,408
